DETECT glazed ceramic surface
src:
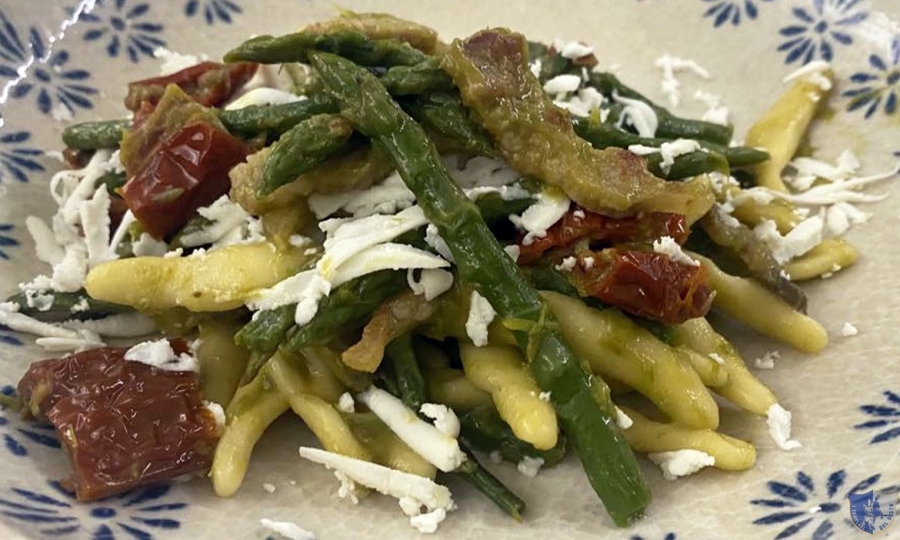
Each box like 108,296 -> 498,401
0,1 -> 899,539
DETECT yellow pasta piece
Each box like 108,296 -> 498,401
85,242 -> 314,313
424,365 -> 493,411
542,291 -> 719,430
745,69 -> 834,192
695,254 -> 828,353
197,319 -> 250,407
674,345 -> 729,388
345,413 -> 437,479
459,343 -> 558,450
267,353 -> 371,462
211,375 -> 289,497
782,238 -> 857,281
729,194 -> 800,233
618,405 -> 756,471
671,318 -> 778,417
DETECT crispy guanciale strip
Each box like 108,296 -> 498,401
441,29 -> 713,220
17,345 -> 219,501
303,11 -> 446,55
125,61 -> 258,112
310,50 -> 650,526
567,249 -> 714,324
518,208 -> 687,264
120,86 -> 249,239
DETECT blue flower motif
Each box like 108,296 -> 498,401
0,481 -> 187,539
0,223 -> 19,260
0,9 -> 38,80
79,0 -> 165,63
777,0 -> 869,65
0,326 -> 23,347
184,0 -> 242,25
750,470 -> 900,539
0,386 -> 59,456
855,389 -> 900,446
631,533 -> 676,540
7,30 -> 97,116
0,131 -> 45,184
703,0 -> 773,28
842,37 -> 900,119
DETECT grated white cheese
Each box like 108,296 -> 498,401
308,172 -> 415,220
654,54 -> 711,108
299,447 -> 456,534
538,391 -> 552,403
554,87 -> 605,118
407,268 -> 454,301
648,450 -> 715,480
262,483 -> 277,494
259,518 -> 316,540
358,387 -> 466,473
131,232 -> 168,257
753,216 -> 823,264
614,94 -> 659,138
754,350 -> 780,370
124,338 -> 199,372
225,88 -> 305,110
336,392 -> 355,414
782,60 -> 832,91
504,244 -> 521,262
615,407 -> 633,430
152,47 -> 206,75
0,302 -> 78,340
178,195 -> 262,249
583,256 -> 595,269
465,291 -> 496,348
529,58 -> 542,78
204,401 -> 226,431
517,456 -> 544,478
554,256 -> 577,272
424,224 -> 455,263
708,353 -> 726,365
420,403 -> 461,438
334,470 -> 361,504
693,89 -> 730,125
509,189 -> 570,246
554,40 -> 594,59
766,403 -> 801,451
652,236 -> 700,266
628,139 -> 701,175
331,243 -> 449,288
543,74 -> 582,96
62,312 -> 158,338
841,322 -> 858,337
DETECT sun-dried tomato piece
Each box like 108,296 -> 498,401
567,249 -> 713,324
125,61 -> 258,112
518,207 -> 687,264
17,344 -> 219,501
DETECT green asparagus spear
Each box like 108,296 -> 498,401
380,58 -> 454,95
587,72 -> 734,145
310,50 -> 650,526
455,449 -> 527,521
459,404 -> 567,466
6,290 -> 131,322
401,93 -> 497,157
225,30 -> 428,67
61,96 -> 340,150
526,41 -> 574,83
283,270 -> 409,354
97,171 -> 128,193
235,305 -> 295,357
260,114 -> 354,196
384,334 -> 428,410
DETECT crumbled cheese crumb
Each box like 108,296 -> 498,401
648,450 -> 716,480
654,54 -> 711,107
693,90 -> 729,125
337,392 -> 355,414
583,256 -> 595,269
517,456 -> 544,478
708,353 -> 726,365
808,505 -> 822,514
767,403 -> 802,451
259,518 -> 316,540
841,322 -> 858,337
407,268 -> 454,301
203,401 -> 226,431
509,189 -> 571,246
554,256 -> 577,272
754,350 -> 780,370
543,74 -> 582,96
420,403 -> 461,438
554,40 -> 594,59
614,94 -> 659,138
335,470 -> 361,504
124,339 -> 199,372
504,244 -> 521,262
628,139 -> 702,175
263,483 -> 277,494
652,236 -> 700,266
615,407 -> 633,430
465,291 -> 496,347
538,391 -> 551,403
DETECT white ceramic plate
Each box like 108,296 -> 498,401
1,1 -> 899,539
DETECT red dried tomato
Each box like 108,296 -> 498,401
125,61 -> 258,112
17,344 -> 219,501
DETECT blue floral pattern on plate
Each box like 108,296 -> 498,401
0,223 -> 19,260
184,0 -> 243,25
0,326 -> 23,347
750,470 -> 900,539
842,37 -> 900,118
0,386 -> 59,457
0,9 -> 36,80
777,0 -> 868,64
703,0 -> 774,27
0,481 -> 186,540
855,389 -> 900,446
0,131 -> 45,184
79,0 -> 165,63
